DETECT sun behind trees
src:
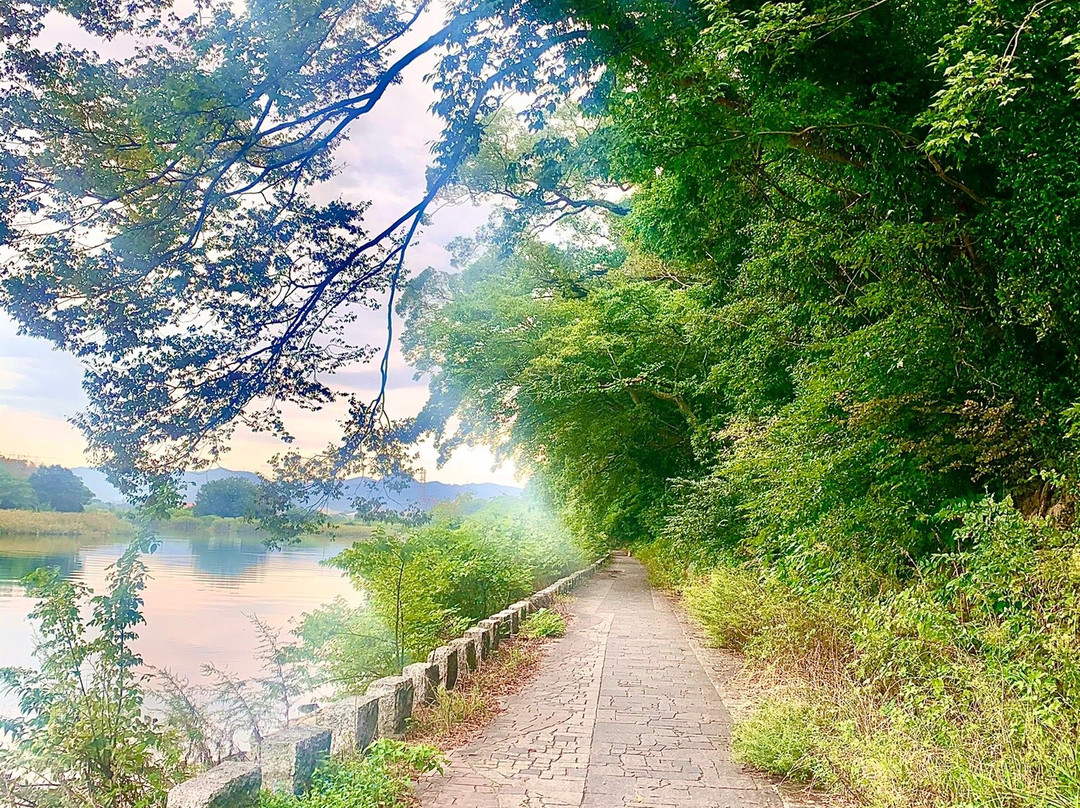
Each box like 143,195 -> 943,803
393,0 -> 1080,800
4,0 -> 1080,805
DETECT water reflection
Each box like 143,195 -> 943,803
0,551 -> 84,596
0,529 -> 361,701
191,535 -> 269,581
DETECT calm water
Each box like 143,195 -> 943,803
0,528 -> 362,713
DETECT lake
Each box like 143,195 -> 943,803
0,527 -> 364,715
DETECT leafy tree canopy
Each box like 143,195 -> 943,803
400,0 -> 1080,575
0,0 -> 690,508
191,476 -> 260,518
0,468 -> 38,510
28,466 -> 94,513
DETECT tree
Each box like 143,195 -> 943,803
0,0 -> 633,505
192,477 -> 259,518
0,536 -> 185,808
28,466 -> 93,513
330,528 -> 457,668
0,468 -> 38,510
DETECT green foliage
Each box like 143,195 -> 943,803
402,245 -> 710,549
519,609 -> 566,639
294,599 -> 399,696
0,0 -> 623,502
683,564 -> 854,670
395,1 -> 1080,798
257,740 -> 444,808
328,527 -> 463,669
302,499 -> 583,690
668,498 -> 1080,805
28,466 -> 93,513
0,535 -> 186,808
192,477 -> 259,519
732,699 -> 829,785
0,467 -> 38,510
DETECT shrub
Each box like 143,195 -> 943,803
324,500 -> 583,670
0,536 -> 186,808
682,566 -> 854,677
732,698 -> 829,785
520,609 -> 566,639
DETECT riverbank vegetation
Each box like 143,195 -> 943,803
0,508 -> 135,538
0,500 -> 582,808
297,498 -> 582,688
257,741 -> 444,808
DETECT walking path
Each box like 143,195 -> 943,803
417,556 -> 782,808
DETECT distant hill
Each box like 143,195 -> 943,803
73,467 -> 521,513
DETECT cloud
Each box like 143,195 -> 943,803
0,319 -> 88,418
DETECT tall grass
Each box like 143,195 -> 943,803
666,536 -> 1080,808
0,509 -> 134,537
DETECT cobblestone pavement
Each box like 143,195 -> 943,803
416,556 -> 782,808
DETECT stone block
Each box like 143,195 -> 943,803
261,726 -> 331,795
366,675 -> 414,739
452,636 -> 478,673
167,762 -> 261,808
494,609 -> 515,637
428,644 -> 459,690
478,618 -> 501,651
403,661 -> 440,705
508,606 -> 523,634
320,694 -> 379,755
466,626 -> 490,662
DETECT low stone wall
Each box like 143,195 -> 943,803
166,555 -> 608,808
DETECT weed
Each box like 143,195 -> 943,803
257,739 -> 444,808
520,609 -> 566,639
409,642 -> 541,748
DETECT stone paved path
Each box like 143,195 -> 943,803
416,556 -> 782,808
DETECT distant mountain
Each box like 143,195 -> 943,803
73,467 -> 521,512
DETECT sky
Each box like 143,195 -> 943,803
0,7 -> 520,487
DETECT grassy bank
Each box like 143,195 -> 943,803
637,500 -> 1080,808
0,509 -> 136,538
0,507 -> 376,542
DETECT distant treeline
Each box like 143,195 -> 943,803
0,458 -> 94,513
